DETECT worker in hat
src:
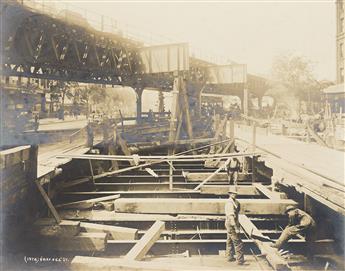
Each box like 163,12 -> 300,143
224,188 -> 245,265
226,146 -> 241,186
273,205 -> 316,255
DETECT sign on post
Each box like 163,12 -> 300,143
140,43 -> 189,74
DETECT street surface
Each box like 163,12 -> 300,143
37,116 -> 87,132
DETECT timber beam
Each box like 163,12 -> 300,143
254,183 -> 285,200
104,239 -> 308,257
59,189 -> 267,202
55,194 -> 120,210
80,222 -> 138,240
114,198 -> 297,215
200,185 -> 259,195
185,172 -> 250,182
239,214 -> 290,271
71,255 -> 221,271
125,221 -> 165,261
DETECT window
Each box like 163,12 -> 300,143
340,43 -> 344,58
340,67 -> 344,83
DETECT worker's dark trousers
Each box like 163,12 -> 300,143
228,171 -> 238,185
226,226 -> 244,263
276,225 -> 317,257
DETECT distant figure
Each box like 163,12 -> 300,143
34,112 -> 39,132
273,206 -> 316,257
148,109 -> 154,123
225,188 -> 245,265
58,107 -> 64,120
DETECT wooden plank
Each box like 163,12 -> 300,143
71,255 -> 214,271
185,172 -> 249,182
80,222 -> 138,240
268,156 -> 345,214
253,183 -> 281,200
56,194 -> 120,210
59,177 -> 91,190
200,185 -> 258,195
193,158 -> 230,190
204,138 -> 234,168
57,152 -> 259,161
239,214 -> 289,270
114,198 -> 297,215
35,180 -> 61,223
125,221 -> 165,261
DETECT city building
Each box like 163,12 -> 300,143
336,0 -> 344,83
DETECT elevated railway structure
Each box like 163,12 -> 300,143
1,1 -> 268,116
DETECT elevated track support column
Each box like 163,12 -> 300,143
135,87 -> 143,125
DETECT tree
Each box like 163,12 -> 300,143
269,54 -> 322,116
48,81 -> 77,119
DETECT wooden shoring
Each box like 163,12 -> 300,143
35,180 -> 61,223
76,138 -> 234,180
180,78 -> 194,140
125,221 -> 165,261
193,158 -> 231,191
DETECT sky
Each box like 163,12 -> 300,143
53,0 -> 336,81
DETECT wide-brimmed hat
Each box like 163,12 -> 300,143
228,188 -> 238,195
285,205 -> 296,213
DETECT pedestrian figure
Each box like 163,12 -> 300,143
225,188 -> 245,265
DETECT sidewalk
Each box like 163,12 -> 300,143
37,116 -> 87,132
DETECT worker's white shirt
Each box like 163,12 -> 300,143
225,199 -> 239,229
225,200 -> 236,216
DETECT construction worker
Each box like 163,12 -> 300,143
226,147 -> 241,185
225,188 -> 245,265
273,206 -> 316,254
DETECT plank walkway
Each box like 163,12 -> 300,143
235,124 -> 344,186
235,124 -> 345,214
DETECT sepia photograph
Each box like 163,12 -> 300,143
0,0 -> 344,270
